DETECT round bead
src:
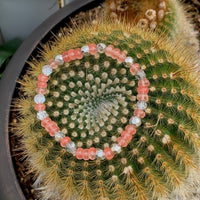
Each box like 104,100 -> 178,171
129,116 -> 142,127
48,59 -> 59,69
81,45 -> 89,56
34,103 -> 46,111
68,49 -> 76,60
105,45 -> 114,57
89,147 -> 97,160
124,57 -> 134,67
76,148 -> 83,160
125,125 -> 136,135
38,74 -> 48,82
55,131 -> 65,142
137,94 -> 149,101
111,143 -> 121,153
83,149 -> 89,160
89,43 -> 97,55
36,87 -> 46,94
136,69 -> 146,79
45,121 -> 59,134
138,78 -> 150,87
130,63 -> 140,75
60,136 -> 71,147
37,110 -> 48,120
62,51 -> 71,62
96,149 -> 105,159
111,48 -> 121,59
137,101 -> 147,110
121,131 -> 132,141
66,141 -> 76,155
137,86 -> 149,94
49,125 -> 60,136
37,81 -> 47,88
117,137 -> 128,147
41,117 -> 51,127
75,48 -> 83,59
97,43 -> 106,53
134,109 -> 146,118
104,147 -> 114,160
118,52 -> 127,62
34,94 -> 45,104
55,54 -> 64,65
42,65 -> 52,76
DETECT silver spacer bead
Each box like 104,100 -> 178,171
137,101 -> 147,110
81,45 -> 90,56
124,57 -> 134,67
55,131 -> 65,142
66,141 -> 76,155
96,149 -> 105,159
97,43 -> 106,54
42,65 -> 52,76
55,55 -> 64,65
130,116 -> 142,127
136,69 -> 146,79
34,94 -> 45,104
111,144 -> 121,154
37,110 -> 48,120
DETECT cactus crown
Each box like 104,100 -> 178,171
15,20 -> 200,200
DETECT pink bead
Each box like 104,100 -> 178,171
134,109 -> 146,118
75,48 -> 83,59
104,147 -> 114,160
105,45 -> 114,57
34,103 -> 46,111
60,137 -> 71,147
45,121 -> 59,135
118,52 -> 127,62
62,51 -> 71,62
36,87 -> 47,94
68,49 -> 76,60
49,125 -> 60,136
89,147 -> 96,160
83,149 -> 89,160
41,117 -> 51,127
137,86 -> 149,94
130,63 -> 140,75
138,78 -> 150,87
121,131 -> 132,141
49,59 -> 59,69
37,81 -> 47,88
76,148 -> 83,160
117,137 -> 128,147
125,125 -> 136,135
38,74 -> 48,82
89,43 -> 97,55
137,94 -> 149,101
111,48 -> 121,59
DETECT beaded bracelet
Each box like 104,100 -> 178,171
34,43 -> 150,161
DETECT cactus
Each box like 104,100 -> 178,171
14,20 -> 200,200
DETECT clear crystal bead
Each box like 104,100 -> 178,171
55,131 -> 65,142
136,69 -> 146,79
130,116 -> 141,127
96,149 -> 105,159
81,45 -> 89,55
137,101 -> 147,110
34,94 -> 45,104
124,57 -> 134,67
55,55 -> 64,65
111,144 -> 121,154
97,43 -> 106,53
37,110 -> 48,120
66,141 -> 76,155
42,65 -> 52,76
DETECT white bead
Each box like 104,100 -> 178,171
55,131 -> 65,142
136,69 -> 146,79
42,65 -> 53,76
96,149 -> 105,159
111,144 -> 121,153
124,57 -> 134,67
66,141 -> 76,155
55,55 -> 64,65
81,45 -> 89,55
97,43 -> 106,53
34,94 -> 45,104
130,116 -> 141,127
137,101 -> 147,110
37,110 -> 48,120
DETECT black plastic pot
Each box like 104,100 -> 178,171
0,1 -> 103,199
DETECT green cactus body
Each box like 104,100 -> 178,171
15,22 -> 200,200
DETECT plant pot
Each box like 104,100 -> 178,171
0,1 -> 103,199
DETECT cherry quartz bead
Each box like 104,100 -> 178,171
104,147 -> 114,160
37,81 -> 47,88
60,136 -> 71,147
41,117 -> 51,127
89,43 -> 97,55
121,131 -> 132,141
75,48 -> 83,59
36,87 -> 47,95
118,52 -> 126,62
117,137 -> 128,147
138,78 -> 150,87
89,147 -> 96,160
83,149 -> 90,160
49,125 -> 60,136
76,148 -> 83,160
134,109 -> 146,118
38,74 -> 48,82
130,63 -> 140,75
68,49 -> 76,60
105,45 -> 114,57
137,94 -> 149,101
62,51 -> 71,62
111,48 -> 121,59
34,103 -> 46,111
48,59 -> 59,69
137,86 -> 149,94
125,125 -> 136,135
45,121 -> 59,135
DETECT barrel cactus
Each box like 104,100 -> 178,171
15,20 -> 200,200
